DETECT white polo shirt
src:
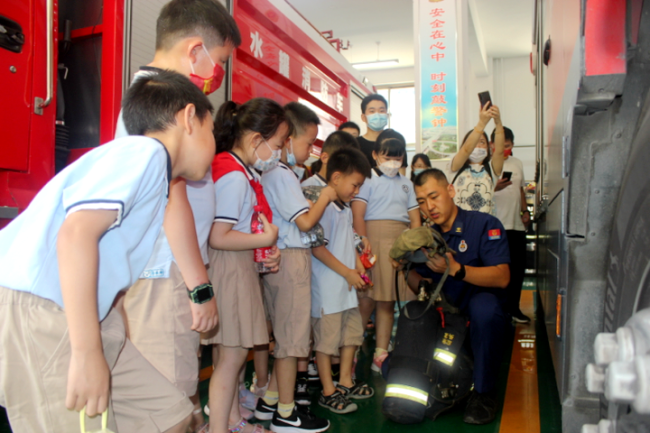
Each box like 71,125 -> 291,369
262,162 -> 310,249
352,167 -> 418,223
311,200 -> 358,318
301,173 -> 327,187
213,152 -> 259,234
140,169 -> 215,278
115,66 -> 216,278
0,137 -> 171,320
494,156 -> 526,231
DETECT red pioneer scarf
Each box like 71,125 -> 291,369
211,152 -> 273,223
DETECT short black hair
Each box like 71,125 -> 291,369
284,102 -> 320,137
322,131 -> 359,156
122,69 -> 213,136
338,121 -> 360,133
376,128 -> 405,147
156,0 -> 242,51
411,153 -> 432,168
375,138 -> 406,160
214,98 -> 292,153
326,148 -> 371,181
410,153 -> 432,181
376,129 -> 407,165
414,168 -> 449,187
361,94 -> 388,114
490,126 -> 514,143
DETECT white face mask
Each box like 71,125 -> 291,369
252,140 -> 281,172
469,148 -> 487,163
379,160 -> 401,177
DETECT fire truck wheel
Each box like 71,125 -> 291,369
584,91 -> 650,431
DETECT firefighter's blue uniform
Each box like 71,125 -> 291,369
416,207 -> 510,393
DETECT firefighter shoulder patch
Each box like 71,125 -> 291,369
488,229 -> 501,240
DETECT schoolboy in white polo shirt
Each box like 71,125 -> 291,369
302,130 -> 362,385
257,102 -> 337,432
0,71 -> 215,433
114,1 -> 241,424
302,130 -> 360,188
311,148 -> 375,414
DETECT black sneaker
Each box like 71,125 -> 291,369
295,377 -> 311,406
512,311 -> 531,324
254,398 -> 278,421
270,406 -> 330,432
463,390 -> 498,425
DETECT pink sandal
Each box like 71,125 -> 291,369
228,418 -> 269,433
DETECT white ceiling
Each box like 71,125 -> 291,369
286,0 -> 535,69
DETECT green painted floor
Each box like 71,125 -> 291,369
197,327 -> 513,433
0,279 -> 562,433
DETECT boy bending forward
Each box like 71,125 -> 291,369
0,71 -> 215,433
311,148 -> 375,414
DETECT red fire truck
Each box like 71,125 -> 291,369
533,0 -> 650,431
0,0 -> 373,229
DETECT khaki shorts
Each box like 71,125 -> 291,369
0,286 -> 193,433
263,248 -> 312,358
125,262 -> 200,396
312,308 -> 364,357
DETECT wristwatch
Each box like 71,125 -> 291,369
453,263 -> 466,281
188,283 -> 214,304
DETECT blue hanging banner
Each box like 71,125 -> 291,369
416,0 -> 459,160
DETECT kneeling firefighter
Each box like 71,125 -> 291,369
382,168 -> 511,426
381,226 -> 473,424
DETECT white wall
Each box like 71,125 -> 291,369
461,56 -> 536,180
492,57 -> 536,181
363,67 -> 415,87
366,56 -> 535,181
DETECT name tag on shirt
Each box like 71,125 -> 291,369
141,268 -> 165,279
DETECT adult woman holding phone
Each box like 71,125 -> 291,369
447,96 -> 505,215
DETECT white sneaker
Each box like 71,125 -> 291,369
307,360 -> 320,382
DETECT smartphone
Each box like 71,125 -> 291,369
502,171 -> 513,182
478,91 -> 492,109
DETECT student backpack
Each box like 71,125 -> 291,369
382,227 -> 474,424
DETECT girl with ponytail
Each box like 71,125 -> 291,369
201,98 -> 291,433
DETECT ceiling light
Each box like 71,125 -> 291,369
352,59 -> 400,70
352,41 -> 399,70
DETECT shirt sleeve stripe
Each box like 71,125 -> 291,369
66,200 -> 125,230
214,216 -> 238,224
351,197 -> 368,203
408,205 -> 420,211
289,207 -> 309,223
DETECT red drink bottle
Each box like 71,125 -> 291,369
251,206 -> 271,273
